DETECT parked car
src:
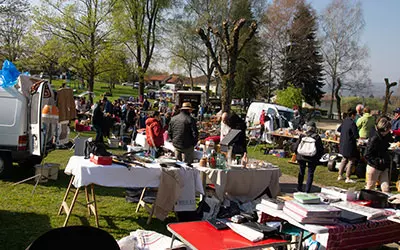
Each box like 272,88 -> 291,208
122,82 -> 139,88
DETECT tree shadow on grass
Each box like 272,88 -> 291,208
0,210 -> 51,250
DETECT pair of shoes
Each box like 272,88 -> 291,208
345,179 -> 356,183
337,176 -> 345,181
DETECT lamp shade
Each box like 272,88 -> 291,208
42,105 -> 59,121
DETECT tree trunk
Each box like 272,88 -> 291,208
88,74 -> 95,104
335,78 -> 342,120
221,74 -> 234,113
329,77 -> 335,119
383,78 -> 397,114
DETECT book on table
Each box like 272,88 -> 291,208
293,192 -> 321,204
330,201 -> 387,220
261,197 -> 285,210
284,200 -> 341,218
283,206 -> 338,224
338,209 -> 367,224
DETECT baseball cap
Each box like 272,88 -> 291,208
394,107 -> 400,113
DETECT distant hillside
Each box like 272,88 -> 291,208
322,82 -> 395,98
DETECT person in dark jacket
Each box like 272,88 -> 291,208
92,101 -> 104,142
168,102 -> 199,164
294,121 -> 324,193
364,116 -> 392,193
145,111 -> 164,158
226,112 -> 247,154
337,108 -> 359,183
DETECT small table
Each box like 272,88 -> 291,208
167,221 -> 288,250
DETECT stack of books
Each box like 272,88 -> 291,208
283,200 -> 341,224
260,197 -> 287,210
293,192 -> 321,204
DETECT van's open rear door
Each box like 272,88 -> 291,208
29,81 -> 47,156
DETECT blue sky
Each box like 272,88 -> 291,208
310,0 -> 400,84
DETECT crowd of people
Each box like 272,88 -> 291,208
288,103 -> 400,194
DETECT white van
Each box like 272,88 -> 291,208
0,75 -> 55,178
246,102 -> 294,129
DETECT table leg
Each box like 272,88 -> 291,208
58,176 -> 75,215
63,187 -> 80,227
89,184 -> 99,227
297,230 -> 304,250
85,186 -> 91,215
170,234 -> 175,248
200,172 -> 206,201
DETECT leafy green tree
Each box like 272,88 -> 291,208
113,0 -> 171,100
276,85 -> 303,108
34,0 -> 117,101
230,0 -> 263,108
23,34 -> 65,84
280,2 -> 324,106
0,0 -> 30,62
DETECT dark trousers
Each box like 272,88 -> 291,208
93,124 -> 103,143
297,160 -> 317,193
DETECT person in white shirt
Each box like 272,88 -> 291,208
220,112 -> 231,141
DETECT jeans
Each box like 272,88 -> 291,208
174,146 -> 194,164
297,160 -> 317,193
93,124 -> 103,143
338,157 -> 356,178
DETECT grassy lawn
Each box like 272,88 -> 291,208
248,146 -> 367,190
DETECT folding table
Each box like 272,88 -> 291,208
257,203 -> 400,250
58,156 -> 163,227
167,221 -> 288,250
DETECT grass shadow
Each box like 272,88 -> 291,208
0,210 -> 52,250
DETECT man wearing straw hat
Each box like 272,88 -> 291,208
168,102 -> 199,164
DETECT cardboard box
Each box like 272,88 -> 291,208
90,154 -> 112,165
34,163 -> 60,183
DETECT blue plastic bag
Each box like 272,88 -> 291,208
0,60 -> 21,88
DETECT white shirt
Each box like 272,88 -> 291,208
220,122 -> 231,141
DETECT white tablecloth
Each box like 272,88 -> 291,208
163,141 -> 203,160
65,156 -> 162,188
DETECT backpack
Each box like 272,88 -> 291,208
297,136 -> 317,157
84,140 -> 112,159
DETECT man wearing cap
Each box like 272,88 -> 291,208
168,102 -> 199,164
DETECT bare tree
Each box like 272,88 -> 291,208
197,18 -> 257,112
383,78 -> 397,114
320,0 -> 370,119
258,0 -> 304,100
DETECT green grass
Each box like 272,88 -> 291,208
52,80 -> 140,103
248,146 -> 367,190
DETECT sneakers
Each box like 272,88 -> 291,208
345,179 -> 356,183
337,176 -> 345,181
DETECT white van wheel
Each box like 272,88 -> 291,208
0,153 -> 11,178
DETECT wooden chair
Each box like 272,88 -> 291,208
135,187 -> 157,225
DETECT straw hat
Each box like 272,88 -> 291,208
181,102 -> 193,110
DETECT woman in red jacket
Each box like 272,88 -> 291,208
146,111 -> 164,158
